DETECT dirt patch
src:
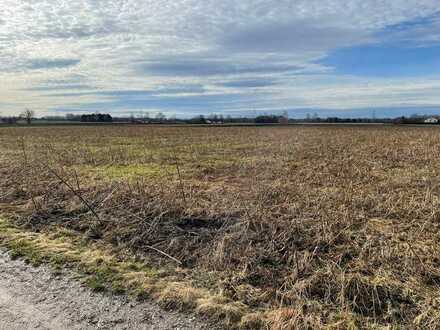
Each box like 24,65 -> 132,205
0,250 -> 212,330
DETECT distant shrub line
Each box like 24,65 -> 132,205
80,113 -> 113,123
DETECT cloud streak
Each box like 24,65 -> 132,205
26,59 -> 81,70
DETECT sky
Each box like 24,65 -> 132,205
1,1 -> 440,118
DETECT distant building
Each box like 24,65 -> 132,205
424,117 -> 439,124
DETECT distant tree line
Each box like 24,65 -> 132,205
392,115 -> 437,125
1,116 -> 19,124
0,109 -> 35,125
255,115 -> 283,124
2,110 -> 440,126
300,117 -> 392,124
80,113 -> 113,123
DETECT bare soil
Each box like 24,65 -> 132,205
0,250 -> 210,330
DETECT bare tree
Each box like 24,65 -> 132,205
20,108 -> 35,125
155,111 -> 166,123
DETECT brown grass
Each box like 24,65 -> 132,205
1,124 -> 440,328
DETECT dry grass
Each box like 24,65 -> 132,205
1,124 -> 440,328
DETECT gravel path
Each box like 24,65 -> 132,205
0,251 -> 210,330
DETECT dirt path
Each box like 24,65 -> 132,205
0,251 -> 210,330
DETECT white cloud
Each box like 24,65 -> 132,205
0,0 -> 440,116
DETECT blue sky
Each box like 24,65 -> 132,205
1,1 -> 440,118
322,44 -> 440,78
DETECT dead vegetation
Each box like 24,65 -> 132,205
1,125 -> 440,328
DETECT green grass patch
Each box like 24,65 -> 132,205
75,163 -> 175,181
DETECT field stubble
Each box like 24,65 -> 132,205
1,125 -> 440,329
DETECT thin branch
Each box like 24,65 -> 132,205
172,150 -> 187,206
144,245 -> 182,265
45,166 -> 101,222
19,137 -> 38,210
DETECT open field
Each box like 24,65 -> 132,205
1,125 -> 440,329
